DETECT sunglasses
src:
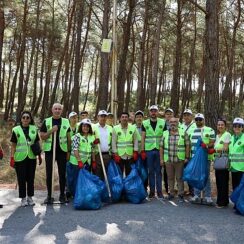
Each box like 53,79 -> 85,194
195,118 -> 203,122
233,124 -> 243,128
22,116 -> 30,120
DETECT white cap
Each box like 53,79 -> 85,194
183,109 -> 193,115
233,117 -> 244,125
80,118 -> 92,126
135,110 -> 144,116
98,110 -> 108,116
68,111 -> 77,119
149,105 -> 159,111
195,113 -> 205,119
165,108 -> 174,113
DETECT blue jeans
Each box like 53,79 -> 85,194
146,150 -> 162,193
194,161 -> 211,198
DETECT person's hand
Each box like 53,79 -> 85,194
10,157 -> 15,168
201,143 -> 207,149
141,150 -> 147,161
133,151 -> 139,161
51,125 -> 59,133
78,160 -> 83,169
0,149 -> 3,160
92,161 -> 97,171
113,154 -> 121,164
207,148 -> 215,154
184,158 -> 189,164
93,138 -> 100,145
38,154 -> 42,165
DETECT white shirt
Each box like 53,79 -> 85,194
97,124 -> 110,152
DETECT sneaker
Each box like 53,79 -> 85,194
167,194 -> 174,200
148,192 -> 155,199
205,197 -> 213,204
157,192 -> 164,199
190,195 -> 200,203
216,205 -> 225,209
27,197 -> 35,206
178,195 -> 184,203
44,196 -> 54,204
21,198 -> 28,207
59,194 -> 68,204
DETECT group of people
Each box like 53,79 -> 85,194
1,102 -> 244,210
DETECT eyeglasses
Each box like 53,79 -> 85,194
195,118 -> 203,122
22,116 -> 30,120
233,124 -> 243,128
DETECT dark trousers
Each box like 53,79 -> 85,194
163,165 -> 168,193
215,169 -> 229,206
45,151 -> 67,197
15,158 -> 36,198
95,153 -> 111,180
232,171 -> 243,191
118,158 -> 134,177
142,157 -> 148,190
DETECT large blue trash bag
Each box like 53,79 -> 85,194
135,158 -> 148,183
183,139 -> 208,190
123,164 -> 147,204
230,174 -> 244,204
66,162 -> 79,196
107,160 -> 123,202
73,169 -> 103,210
91,174 -> 109,203
236,185 -> 244,215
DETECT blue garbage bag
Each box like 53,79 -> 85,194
107,160 -> 123,202
91,174 -> 109,203
135,158 -> 148,183
73,169 -> 103,210
230,174 -> 244,204
183,139 -> 208,190
66,162 -> 79,196
123,164 -> 147,204
236,186 -> 244,215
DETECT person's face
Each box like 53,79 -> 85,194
233,123 -> 243,135
150,109 -> 158,119
183,113 -> 193,124
98,115 -> 107,125
195,117 -> 205,127
106,116 -> 114,126
21,113 -> 31,127
69,115 -> 78,125
120,114 -> 129,125
217,121 -> 226,134
135,114 -> 143,126
82,124 -> 90,134
165,111 -> 173,121
80,113 -> 88,120
52,104 -> 62,118
169,118 -> 179,131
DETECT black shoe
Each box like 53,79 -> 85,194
59,194 -> 68,204
65,191 -> 72,199
167,194 -> 174,200
157,192 -> 164,199
178,195 -> 184,203
44,196 -> 54,204
149,192 -> 155,199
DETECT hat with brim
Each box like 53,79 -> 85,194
233,117 -> 244,125
183,109 -> 193,115
165,108 -> 174,113
195,113 -> 205,119
135,110 -> 144,116
98,110 -> 108,116
149,105 -> 158,111
69,111 -> 77,119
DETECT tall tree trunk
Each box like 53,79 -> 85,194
0,2 -> 5,108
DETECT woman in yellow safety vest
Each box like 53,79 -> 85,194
229,117 -> 244,191
214,118 -> 231,208
10,111 -> 41,207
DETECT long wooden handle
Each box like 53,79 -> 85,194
51,131 -> 57,198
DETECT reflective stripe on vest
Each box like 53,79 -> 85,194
69,134 -> 95,165
143,118 -> 166,150
229,134 -> 244,172
13,125 -> 37,162
43,117 -> 69,152
163,130 -> 186,162
114,124 -> 135,156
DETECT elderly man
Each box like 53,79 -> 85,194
160,118 -> 190,202
93,110 -> 113,180
40,103 -> 70,204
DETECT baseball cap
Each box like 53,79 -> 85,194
195,113 -> 205,119
68,111 -> 77,119
183,109 -> 193,115
149,105 -> 159,111
135,110 -> 144,116
98,110 -> 108,116
80,118 -> 92,125
233,117 -> 244,125
165,108 -> 174,113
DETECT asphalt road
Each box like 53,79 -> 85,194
0,189 -> 243,244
